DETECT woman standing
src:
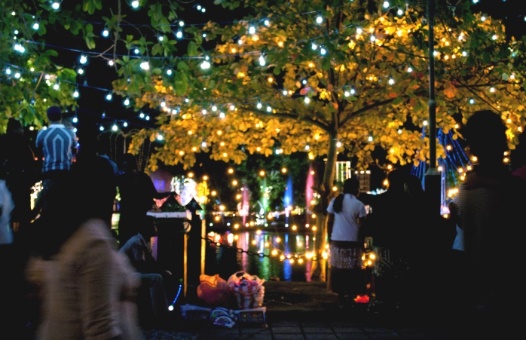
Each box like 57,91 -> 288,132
326,176 -> 368,306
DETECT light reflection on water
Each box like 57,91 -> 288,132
212,230 -> 318,282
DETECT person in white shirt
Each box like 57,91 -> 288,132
326,176 -> 368,306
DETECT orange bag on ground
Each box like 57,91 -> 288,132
197,274 -> 230,307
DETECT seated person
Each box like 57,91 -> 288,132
119,221 -> 172,328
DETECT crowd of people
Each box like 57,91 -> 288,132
0,106 -> 176,338
1,107 -> 525,337
326,109 -> 526,336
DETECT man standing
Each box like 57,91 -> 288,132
33,106 -> 77,217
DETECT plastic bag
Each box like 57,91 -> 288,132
227,271 -> 265,309
197,274 -> 229,307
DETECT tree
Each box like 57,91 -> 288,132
1,0 -> 186,129
3,1 -> 526,280
0,1 -> 80,128
114,0 -> 526,279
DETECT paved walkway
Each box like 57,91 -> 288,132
139,281 -> 512,339
143,310 -> 462,339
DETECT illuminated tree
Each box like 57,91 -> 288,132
3,1 -> 526,280
113,1 -> 526,278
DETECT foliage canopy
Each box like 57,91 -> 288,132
3,1 -> 526,184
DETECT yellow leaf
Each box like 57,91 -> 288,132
443,82 -> 457,99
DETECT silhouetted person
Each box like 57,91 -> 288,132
454,109 -> 525,336
117,153 -> 170,246
364,168 -> 421,310
0,118 -> 38,233
0,119 -> 39,336
75,125 -> 117,228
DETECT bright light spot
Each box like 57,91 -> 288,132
140,61 -> 150,70
14,44 -> 25,53
200,59 -> 211,70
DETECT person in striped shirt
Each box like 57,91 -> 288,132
32,106 -> 77,218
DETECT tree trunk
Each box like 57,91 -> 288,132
310,131 -> 338,282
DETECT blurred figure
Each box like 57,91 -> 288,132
326,177 -> 368,306
119,222 -> 172,328
25,153 -> 142,340
454,109 -> 525,336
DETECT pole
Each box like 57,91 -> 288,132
424,0 -> 441,216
